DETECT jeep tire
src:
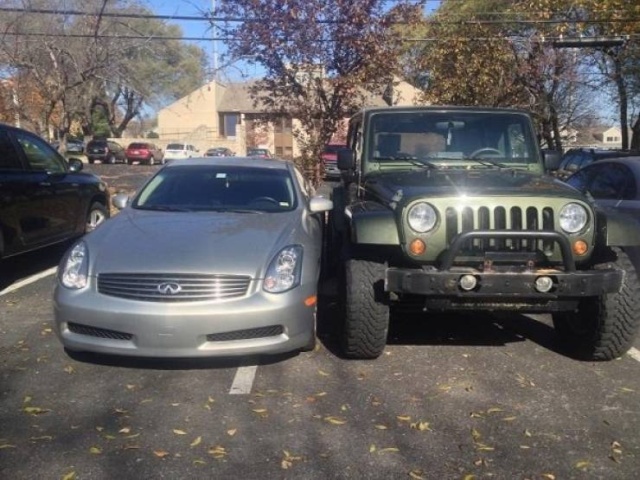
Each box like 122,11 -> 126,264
340,257 -> 389,359
553,248 -> 640,360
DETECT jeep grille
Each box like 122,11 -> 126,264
445,205 -> 556,254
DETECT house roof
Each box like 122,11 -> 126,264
215,77 -> 423,113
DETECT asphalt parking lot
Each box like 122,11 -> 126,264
2,164 -> 640,479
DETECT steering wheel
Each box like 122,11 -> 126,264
249,196 -> 279,206
470,147 -> 502,158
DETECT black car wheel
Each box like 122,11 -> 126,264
552,248 -> 640,360
85,202 -> 109,233
340,256 -> 389,359
107,154 -> 116,165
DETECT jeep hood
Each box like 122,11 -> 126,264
365,168 -> 581,203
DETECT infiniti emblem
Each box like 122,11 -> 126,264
157,282 -> 182,295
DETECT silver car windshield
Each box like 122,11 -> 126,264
133,166 -> 297,212
368,111 -> 539,169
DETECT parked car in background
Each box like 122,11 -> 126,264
164,143 -> 198,161
85,139 -> 127,164
53,157 -> 333,358
247,148 -> 272,158
51,139 -> 85,154
0,123 -> 110,259
126,142 -> 164,165
565,157 -> 640,221
205,147 -> 234,157
320,143 -> 347,180
555,147 -> 640,180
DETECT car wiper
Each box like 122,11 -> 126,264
135,205 -> 192,212
463,157 -> 509,169
373,156 -> 439,170
208,207 -> 264,214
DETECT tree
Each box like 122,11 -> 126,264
213,0 -> 423,184
0,0 -> 207,145
401,0 -> 602,150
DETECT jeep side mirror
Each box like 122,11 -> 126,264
542,149 -> 561,171
337,148 -> 354,170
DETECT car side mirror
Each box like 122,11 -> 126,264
337,148 -> 355,170
113,193 -> 130,210
309,195 -> 333,213
542,149 -> 561,171
68,158 -> 84,172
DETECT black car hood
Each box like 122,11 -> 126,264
364,168 -> 582,204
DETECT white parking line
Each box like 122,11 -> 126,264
0,267 -> 57,297
229,366 -> 257,394
628,347 -> 640,363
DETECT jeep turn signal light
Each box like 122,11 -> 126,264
573,240 -> 588,256
409,238 -> 426,256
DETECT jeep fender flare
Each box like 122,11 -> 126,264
345,202 -> 400,245
596,209 -> 640,247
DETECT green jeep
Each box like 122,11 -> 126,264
330,106 -> 640,360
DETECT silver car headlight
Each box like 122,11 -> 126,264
408,202 -> 438,233
263,245 -> 303,293
559,203 -> 588,233
59,242 -> 89,289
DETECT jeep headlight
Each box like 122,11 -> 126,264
59,241 -> 89,289
559,203 -> 588,233
408,202 -> 437,233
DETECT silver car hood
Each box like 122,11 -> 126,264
86,208 -> 302,277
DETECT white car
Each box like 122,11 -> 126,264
164,143 -> 198,161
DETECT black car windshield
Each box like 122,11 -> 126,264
368,111 -> 539,169
133,165 -> 297,212
166,143 -> 185,150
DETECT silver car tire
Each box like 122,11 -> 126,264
149,156 -> 155,166
86,202 -> 109,233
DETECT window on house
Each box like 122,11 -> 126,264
275,146 -> 283,155
220,113 -> 240,138
284,146 -> 293,158
274,117 -> 293,133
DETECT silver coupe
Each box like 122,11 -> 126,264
53,157 -> 332,358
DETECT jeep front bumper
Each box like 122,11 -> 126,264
385,230 -> 624,312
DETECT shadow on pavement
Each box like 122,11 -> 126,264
63,348 -> 300,370
317,279 -> 563,359
0,242 -> 71,292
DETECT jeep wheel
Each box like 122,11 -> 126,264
340,257 -> 389,359
552,248 -> 640,360
85,202 -> 108,233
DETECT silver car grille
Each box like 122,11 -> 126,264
445,205 -> 556,254
98,273 -> 251,302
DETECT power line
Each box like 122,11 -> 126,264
2,6 -> 640,26
4,31 -> 639,44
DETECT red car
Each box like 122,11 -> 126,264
320,143 -> 347,180
126,142 -> 165,165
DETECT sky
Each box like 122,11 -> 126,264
143,0 -> 442,83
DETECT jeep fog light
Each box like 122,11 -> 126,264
408,202 -> 437,233
573,240 -> 588,256
559,203 -> 588,233
534,276 -> 554,293
459,274 -> 477,291
409,238 -> 426,255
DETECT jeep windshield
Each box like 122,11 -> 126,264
367,110 -> 540,172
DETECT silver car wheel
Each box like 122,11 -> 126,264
86,203 -> 108,233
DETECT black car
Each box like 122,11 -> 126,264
85,139 -> 126,164
0,123 -> 110,259
51,139 -> 84,154
204,147 -> 234,157
555,147 -> 640,180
